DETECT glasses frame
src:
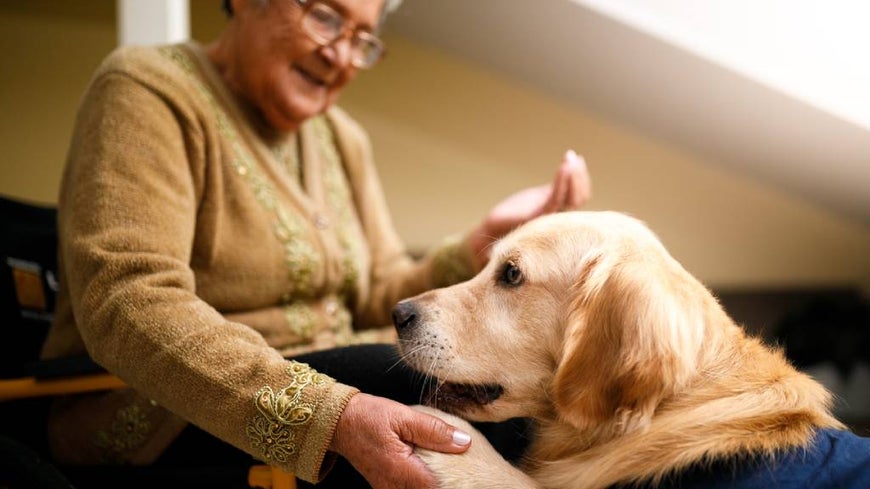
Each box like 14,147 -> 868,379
294,0 -> 387,69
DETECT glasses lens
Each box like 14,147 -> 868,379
300,2 -> 385,69
352,33 -> 384,69
303,3 -> 343,43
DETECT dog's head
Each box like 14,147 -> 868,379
394,211 -> 724,436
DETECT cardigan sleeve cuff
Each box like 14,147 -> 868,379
245,361 -> 359,483
427,234 -> 480,288
291,381 -> 359,483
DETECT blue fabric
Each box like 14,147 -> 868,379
614,429 -> 870,489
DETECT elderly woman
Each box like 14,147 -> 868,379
41,0 -> 590,487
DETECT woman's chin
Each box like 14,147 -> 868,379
266,99 -> 330,132
262,107 -> 306,133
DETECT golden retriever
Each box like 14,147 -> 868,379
393,211 -> 867,489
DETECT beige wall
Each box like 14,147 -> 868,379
339,34 -> 870,289
0,1 -> 116,204
1,2 -> 868,290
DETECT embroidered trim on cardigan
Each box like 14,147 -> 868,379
246,362 -> 331,463
160,46 -> 321,300
93,400 -> 157,463
312,117 -> 361,302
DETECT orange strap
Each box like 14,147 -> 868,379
0,373 -> 126,401
247,465 -> 297,489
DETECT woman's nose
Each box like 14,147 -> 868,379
321,34 -> 354,69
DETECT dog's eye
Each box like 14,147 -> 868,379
498,261 -> 524,287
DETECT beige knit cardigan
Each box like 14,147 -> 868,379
40,42 -> 477,482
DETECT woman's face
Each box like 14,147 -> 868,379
227,0 -> 385,131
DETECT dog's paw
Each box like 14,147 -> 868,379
412,406 -> 539,489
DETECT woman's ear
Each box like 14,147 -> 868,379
552,254 -> 703,437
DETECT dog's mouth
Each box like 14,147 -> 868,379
426,379 -> 504,410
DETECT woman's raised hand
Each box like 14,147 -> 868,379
468,150 -> 592,265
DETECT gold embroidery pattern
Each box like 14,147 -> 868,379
247,363 -> 332,463
271,138 -> 301,182
160,45 -> 196,77
93,403 -> 152,463
160,46 -> 320,299
311,117 -> 361,299
284,301 -> 317,340
329,302 -> 353,346
276,208 -> 318,299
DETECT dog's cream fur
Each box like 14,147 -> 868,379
399,211 -> 843,489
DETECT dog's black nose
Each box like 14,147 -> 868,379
392,301 -> 419,331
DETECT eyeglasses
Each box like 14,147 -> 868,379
295,0 -> 386,69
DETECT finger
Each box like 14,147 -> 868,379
399,411 -> 472,454
565,151 -> 591,208
543,151 -> 573,213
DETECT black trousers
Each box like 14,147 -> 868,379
155,344 -> 532,488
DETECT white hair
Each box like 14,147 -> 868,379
384,0 -> 403,13
378,0 -> 403,27
225,0 -> 404,19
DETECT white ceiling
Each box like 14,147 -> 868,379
385,0 -> 870,224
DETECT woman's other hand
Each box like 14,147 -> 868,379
330,393 -> 471,489
468,150 -> 591,265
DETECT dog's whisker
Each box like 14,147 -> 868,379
421,349 -> 449,406
387,341 -> 429,372
394,339 -> 446,403
429,360 -> 461,410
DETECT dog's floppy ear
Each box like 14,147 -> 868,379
552,250 -> 706,436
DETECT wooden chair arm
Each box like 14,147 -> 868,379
0,372 -> 126,402
247,464 -> 297,489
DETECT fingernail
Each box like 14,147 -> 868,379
565,149 -> 579,166
452,430 -> 471,446
567,149 -> 587,170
